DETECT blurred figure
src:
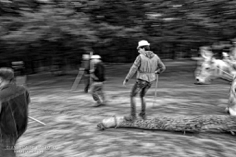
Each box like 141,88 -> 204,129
227,74 -> 236,116
0,68 -> 30,157
81,54 -> 91,93
195,48 -> 234,85
230,39 -> 236,60
194,46 -> 213,77
123,40 -> 166,121
90,55 -> 106,107
200,46 -> 213,61
223,39 -> 236,70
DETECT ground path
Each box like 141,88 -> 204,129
15,60 -> 236,157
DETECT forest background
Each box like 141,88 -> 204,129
0,0 -> 235,74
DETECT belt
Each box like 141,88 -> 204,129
138,72 -> 155,74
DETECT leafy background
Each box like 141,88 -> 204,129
0,0 -> 235,72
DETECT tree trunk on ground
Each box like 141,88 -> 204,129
97,115 -> 236,135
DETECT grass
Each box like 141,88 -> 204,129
15,60 -> 236,157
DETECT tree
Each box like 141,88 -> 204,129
97,115 -> 236,135
1,0 -> 236,67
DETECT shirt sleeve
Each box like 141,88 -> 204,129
125,55 -> 141,80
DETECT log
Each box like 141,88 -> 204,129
97,115 -> 236,135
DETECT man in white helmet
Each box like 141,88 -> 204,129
90,55 -> 106,106
123,40 -> 166,121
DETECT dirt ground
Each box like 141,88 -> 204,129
15,60 -> 236,157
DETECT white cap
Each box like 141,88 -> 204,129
91,55 -> 101,59
137,40 -> 150,49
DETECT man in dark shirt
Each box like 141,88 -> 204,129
0,68 -> 30,157
90,55 -> 106,107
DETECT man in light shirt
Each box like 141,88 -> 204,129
123,40 -> 166,121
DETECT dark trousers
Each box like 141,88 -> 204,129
91,82 -> 105,105
130,79 -> 151,116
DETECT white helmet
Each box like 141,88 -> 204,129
137,40 -> 150,49
91,55 -> 101,59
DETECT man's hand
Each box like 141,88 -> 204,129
91,74 -> 98,80
155,70 -> 161,74
123,79 -> 128,86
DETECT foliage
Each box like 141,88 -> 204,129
1,0 -> 236,72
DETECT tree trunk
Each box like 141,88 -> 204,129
97,115 -> 236,135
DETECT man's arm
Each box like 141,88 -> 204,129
124,55 -> 141,82
90,73 -> 98,80
90,69 -> 99,81
156,57 -> 166,74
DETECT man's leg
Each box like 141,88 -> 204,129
139,96 -> 146,119
139,81 -> 151,120
97,83 -> 106,105
125,80 -> 142,121
92,83 -> 102,106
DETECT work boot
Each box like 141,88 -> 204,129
93,102 -> 102,107
124,115 -> 137,121
225,107 -> 230,114
101,100 -> 107,106
138,113 -> 147,120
